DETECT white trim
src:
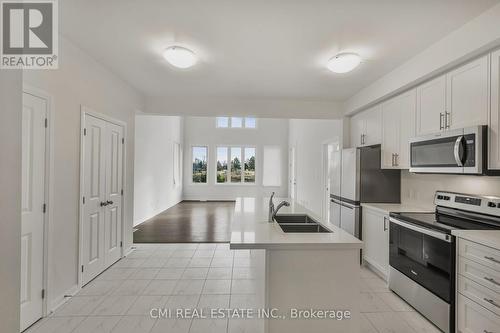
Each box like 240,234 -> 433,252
190,145 -> 209,185
47,284 -> 79,315
78,106 -> 127,288
22,85 -> 53,318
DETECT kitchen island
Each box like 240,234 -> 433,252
230,197 -> 363,333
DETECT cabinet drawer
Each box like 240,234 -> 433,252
459,239 -> 500,272
459,276 -> 500,317
459,257 -> 500,294
457,294 -> 500,333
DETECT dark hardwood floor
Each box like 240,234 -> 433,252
133,201 -> 235,243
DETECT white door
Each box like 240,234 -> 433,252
104,122 -> 123,266
82,115 -> 107,284
81,114 -> 124,285
447,55 -> 489,130
330,199 -> 341,228
416,75 -> 446,135
381,99 -> 400,169
289,146 -> 297,199
350,113 -> 365,148
362,209 -> 389,277
363,105 -> 382,146
21,93 -> 46,331
340,148 -> 358,202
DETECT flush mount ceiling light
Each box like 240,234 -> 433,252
327,52 -> 361,73
162,46 -> 197,69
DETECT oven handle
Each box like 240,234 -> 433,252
454,135 -> 465,167
389,218 -> 452,242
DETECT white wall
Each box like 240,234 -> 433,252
289,119 -> 343,216
134,115 -> 183,225
183,117 -> 289,200
344,3 -> 500,114
401,171 -> 500,208
0,71 -> 22,333
22,37 -> 144,311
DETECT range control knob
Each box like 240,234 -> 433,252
443,196 -> 450,201
488,202 -> 497,208
437,195 -> 444,200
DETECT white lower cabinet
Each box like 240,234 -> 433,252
362,207 -> 389,279
456,238 -> 500,333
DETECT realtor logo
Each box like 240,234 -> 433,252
1,0 -> 58,69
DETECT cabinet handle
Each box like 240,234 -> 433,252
439,113 -> 444,130
100,201 -> 108,207
391,154 -> 395,167
483,298 -> 500,308
395,153 -> 399,167
485,256 -> 500,264
445,111 -> 450,129
383,217 -> 388,231
484,276 -> 500,286
483,330 -> 493,333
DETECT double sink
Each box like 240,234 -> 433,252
274,214 -> 332,233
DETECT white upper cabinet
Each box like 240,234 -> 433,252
416,75 -> 446,136
490,49 -> 500,170
350,105 -> 382,148
447,56 -> 489,130
381,89 -> 416,169
416,56 -> 489,136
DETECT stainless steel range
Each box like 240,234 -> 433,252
388,191 -> 500,333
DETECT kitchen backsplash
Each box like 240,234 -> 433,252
401,170 -> 500,208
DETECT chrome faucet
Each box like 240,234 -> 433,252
268,192 -> 275,222
268,192 -> 290,222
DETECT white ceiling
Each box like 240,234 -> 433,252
61,0 -> 499,102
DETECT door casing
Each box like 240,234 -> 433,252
78,106 -> 127,288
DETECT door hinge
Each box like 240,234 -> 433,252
42,203 -> 46,213
83,128 -> 87,136
122,138 -> 124,144
41,289 -> 45,299
82,196 -> 85,204
81,265 -> 84,273
121,189 -> 123,196
44,118 -> 48,128
120,241 -> 123,247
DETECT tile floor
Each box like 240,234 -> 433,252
26,243 -> 441,333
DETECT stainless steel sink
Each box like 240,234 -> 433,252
274,214 -> 332,233
274,214 -> 318,224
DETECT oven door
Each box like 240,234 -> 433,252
389,218 -> 453,303
409,126 -> 484,174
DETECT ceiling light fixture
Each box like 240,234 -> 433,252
327,52 -> 361,73
163,46 -> 197,69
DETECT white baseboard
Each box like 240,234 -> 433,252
48,284 -> 80,315
362,258 -> 388,282
124,246 -> 134,257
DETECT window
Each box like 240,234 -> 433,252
215,116 -> 257,128
216,146 -> 256,184
231,117 -> 243,128
192,146 -> 208,183
216,147 -> 228,183
216,117 -> 229,128
263,146 -> 281,186
173,142 -> 182,187
244,147 -> 256,183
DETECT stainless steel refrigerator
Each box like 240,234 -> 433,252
330,145 -> 400,239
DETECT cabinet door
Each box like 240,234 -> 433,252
364,105 -> 382,146
447,56 -> 489,130
381,99 -> 400,169
397,90 -> 416,169
416,75 -> 446,135
350,113 -> 365,148
362,208 -> 389,277
490,49 -> 500,170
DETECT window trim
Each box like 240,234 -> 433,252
215,145 -> 256,185
190,145 -> 209,185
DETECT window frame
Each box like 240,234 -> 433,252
215,145 -> 256,185
190,145 -> 209,185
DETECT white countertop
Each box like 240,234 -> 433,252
451,230 -> 500,250
230,197 -> 362,250
361,202 -> 433,215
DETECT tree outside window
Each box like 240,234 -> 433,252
192,146 -> 207,183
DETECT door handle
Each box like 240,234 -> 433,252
107,200 -> 114,205
484,276 -> 500,286
383,216 -> 388,231
445,111 -> 450,129
453,136 -> 465,167
483,298 -> 500,308
100,201 -> 108,207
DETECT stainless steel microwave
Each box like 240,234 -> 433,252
409,125 -> 487,174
